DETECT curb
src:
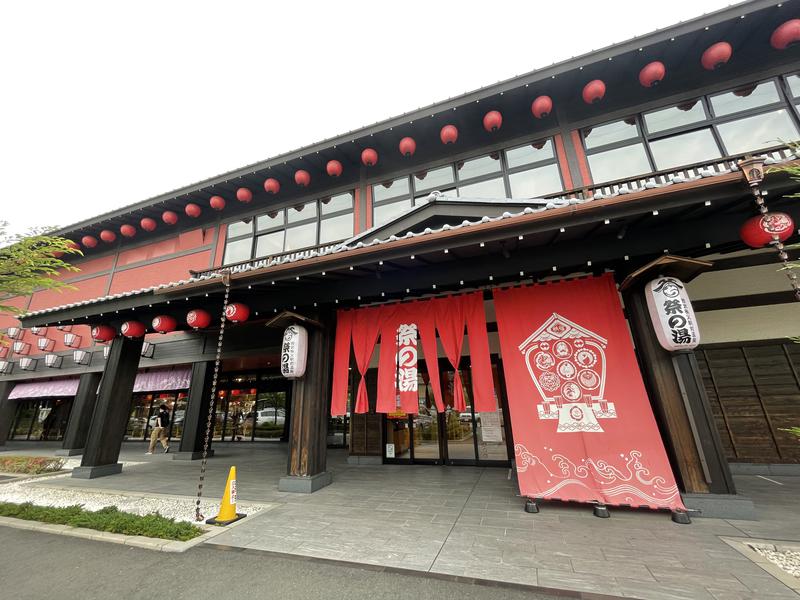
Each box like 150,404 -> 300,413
719,536 -> 800,595
205,543 -> 633,600
0,514 -> 252,553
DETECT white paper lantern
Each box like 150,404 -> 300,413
645,277 -> 700,352
280,324 -> 308,379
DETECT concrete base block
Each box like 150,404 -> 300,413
71,463 -> 123,479
729,462 -> 800,477
55,448 -> 84,456
172,450 -> 214,461
347,455 -> 382,465
278,471 -> 333,493
682,493 -> 757,520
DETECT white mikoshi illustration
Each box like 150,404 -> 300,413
518,313 -> 616,433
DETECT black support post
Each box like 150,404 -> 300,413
174,360 -> 215,460
72,336 -> 143,478
0,381 -> 16,447
279,315 -> 333,493
56,372 -> 102,456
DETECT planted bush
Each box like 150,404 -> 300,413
0,456 -> 65,474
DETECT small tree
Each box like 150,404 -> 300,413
0,222 -> 81,316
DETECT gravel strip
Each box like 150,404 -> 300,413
750,544 -> 800,578
0,463 -> 266,523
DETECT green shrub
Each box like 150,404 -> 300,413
0,502 -> 203,541
0,456 -> 65,474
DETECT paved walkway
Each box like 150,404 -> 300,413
2,441 -> 799,599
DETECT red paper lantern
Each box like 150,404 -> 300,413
701,42 -> 732,70
236,187 -> 253,203
264,178 -> 281,194
100,230 -> 116,243
210,195 -> 226,211
185,203 -> 202,218
120,320 -> 146,338
531,95 -> 553,119
140,217 -> 157,232
120,224 -> 136,238
186,309 -> 212,329
162,210 -> 178,225
224,302 -> 250,323
440,125 -> 458,145
771,19 -> 800,50
361,148 -> 378,167
294,169 -> 311,187
639,61 -> 666,88
483,110 -> 502,133
398,137 -> 416,157
582,80 -> 606,104
54,240 -> 80,258
91,324 -> 116,343
81,235 -> 98,248
152,315 -> 177,334
326,160 -> 343,177
740,212 -> 795,248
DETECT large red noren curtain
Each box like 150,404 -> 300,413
350,306 -> 382,414
493,274 -> 685,511
330,310 -> 353,416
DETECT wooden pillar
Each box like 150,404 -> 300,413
625,287 -> 735,495
279,314 -> 333,493
56,372 -> 102,456
0,381 -> 16,446
72,335 -> 142,478
174,361 -> 215,460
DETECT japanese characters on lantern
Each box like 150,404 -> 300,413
280,324 -> 308,379
644,277 -> 700,351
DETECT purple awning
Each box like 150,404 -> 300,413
8,366 -> 192,399
133,367 -> 191,393
9,377 -> 80,399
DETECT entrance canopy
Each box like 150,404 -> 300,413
8,366 -> 191,399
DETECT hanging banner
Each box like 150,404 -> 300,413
280,324 -> 308,379
644,277 -> 700,352
330,291 -> 495,416
493,274 -> 684,511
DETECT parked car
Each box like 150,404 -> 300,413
256,408 -> 285,426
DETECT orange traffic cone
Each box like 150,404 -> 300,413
206,466 -> 246,525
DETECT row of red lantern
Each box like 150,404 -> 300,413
89,303 -> 251,342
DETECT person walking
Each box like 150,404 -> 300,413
147,404 -> 171,455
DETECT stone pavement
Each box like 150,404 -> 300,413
3,440 -> 799,599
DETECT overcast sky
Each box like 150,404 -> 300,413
1,0 -> 737,235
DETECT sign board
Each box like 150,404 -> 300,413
479,412 -> 503,443
644,277 -> 700,352
385,443 -> 395,458
281,324 -> 308,379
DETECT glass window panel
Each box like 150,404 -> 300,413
649,129 -> 722,170
284,222 -> 317,251
456,154 -> 502,181
458,177 -> 506,198
505,140 -> 554,168
373,177 -> 410,202
644,100 -> 706,134
413,166 -> 454,192
223,237 -> 252,264
787,74 -> 800,98
373,199 -> 411,227
717,109 -> 800,155
583,119 -> 639,149
227,219 -> 253,237
255,230 -> 285,257
508,164 -> 563,198
320,192 -> 353,215
414,188 -> 456,205
711,81 -> 781,116
287,202 -> 317,223
587,143 -> 651,183
256,210 -> 284,231
319,213 -> 354,244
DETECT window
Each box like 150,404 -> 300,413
414,166 -> 454,194
372,177 -> 413,228
222,192 -> 354,265
582,75 -> 800,185
508,163 -> 563,197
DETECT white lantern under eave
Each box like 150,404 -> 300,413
45,353 -> 63,368
280,324 -> 308,379
19,357 -> 37,371
644,277 -> 700,352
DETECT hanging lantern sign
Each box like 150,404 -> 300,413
225,303 -> 250,323
644,277 -> 700,352
187,309 -> 212,329
120,321 -> 146,338
280,324 -> 308,379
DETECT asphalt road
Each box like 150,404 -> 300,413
0,528 -> 561,600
